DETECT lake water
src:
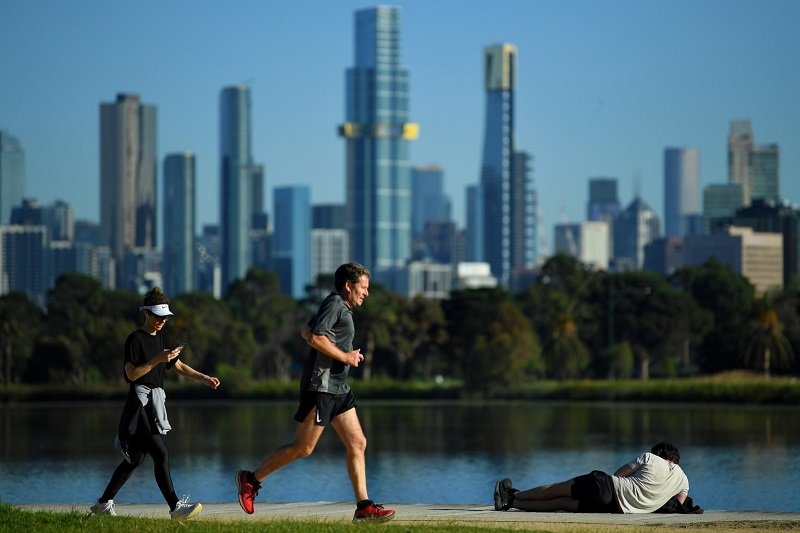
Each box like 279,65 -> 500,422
1,400 -> 798,512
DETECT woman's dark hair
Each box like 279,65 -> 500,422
651,441 -> 680,464
143,286 -> 170,307
334,263 -> 370,291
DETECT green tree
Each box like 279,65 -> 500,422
225,268 -> 301,380
444,289 -> 541,389
610,271 -> 707,379
172,291 -> 256,379
672,259 -> 755,374
352,282 -> 399,380
44,274 -> 107,382
743,295 -> 794,377
0,293 -> 43,384
399,295 -> 448,380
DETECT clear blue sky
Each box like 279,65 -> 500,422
2,0 -> 799,254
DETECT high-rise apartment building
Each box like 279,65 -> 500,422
480,43 -> 535,285
0,130 -> 25,225
465,184 -> 483,262
272,185 -> 310,299
703,183 -> 743,234
220,85 -> 253,294
728,120 -> 753,203
750,144 -> 779,202
163,152 -> 196,296
99,93 -> 157,288
613,196 -> 661,270
727,120 -> 780,205
411,165 -> 450,238
340,6 -> 418,288
0,225 -> 48,307
664,147 -> 700,237
587,177 -> 621,222
554,221 -> 610,270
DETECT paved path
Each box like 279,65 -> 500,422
18,502 -> 800,527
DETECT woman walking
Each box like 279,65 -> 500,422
90,287 -> 220,520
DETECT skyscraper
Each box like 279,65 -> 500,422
480,43 -> 535,284
587,178 -> 621,222
220,85 -> 253,293
411,165 -> 450,238
340,6 -> 418,288
750,143 -> 779,202
613,196 -> 661,270
728,120 -> 753,204
0,130 -> 25,225
99,93 -> 157,287
465,184 -> 483,262
163,152 -> 196,296
664,147 -> 700,237
272,185 -> 311,299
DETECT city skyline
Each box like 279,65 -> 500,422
2,0 -> 799,254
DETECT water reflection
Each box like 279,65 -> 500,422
1,401 -> 798,511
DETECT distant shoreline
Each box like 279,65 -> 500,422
2,375 -> 798,405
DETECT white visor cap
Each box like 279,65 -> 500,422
139,304 -> 174,316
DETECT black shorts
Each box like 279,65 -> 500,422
571,470 -> 622,513
294,390 -> 357,426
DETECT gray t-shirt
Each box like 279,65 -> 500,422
299,292 -> 354,394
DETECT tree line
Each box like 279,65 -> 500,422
1,254 -> 797,388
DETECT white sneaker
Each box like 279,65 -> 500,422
89,498 -> 116,516
170,497 -> 202,520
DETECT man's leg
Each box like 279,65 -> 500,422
254,408 -> 326,481
511,479 -> 580,512
236,409 -> 325,514
330,407 -> 368,502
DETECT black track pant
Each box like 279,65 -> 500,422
100,411 -> 179,509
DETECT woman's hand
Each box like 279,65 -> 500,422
159,346 -> 182,364
201,375 -> 221,389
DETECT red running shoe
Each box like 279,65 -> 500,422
353,500 -> 396,523
235,470 -> 260,514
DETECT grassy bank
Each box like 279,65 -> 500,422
3,504 -> 800,533
1,373 -> 798,404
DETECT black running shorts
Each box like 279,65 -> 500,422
294,390 -> 357,426
571,470 -> 622,513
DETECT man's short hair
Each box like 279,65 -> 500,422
651,442 -> 680,464
334,263 -> 370,291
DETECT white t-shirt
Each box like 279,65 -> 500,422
612,452 -> 689,513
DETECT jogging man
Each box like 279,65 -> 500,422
235,263 -> 395,522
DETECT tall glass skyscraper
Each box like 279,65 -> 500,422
0,130 -> 25,226
163,152 -> 196,296
664,147 -> 700,237
99,93 -> 157,287
273,185 -> 311,299
411,165 -> 450,238
220,85 -> 253,294
340,6 -> 418,288
480,43 -> 535,284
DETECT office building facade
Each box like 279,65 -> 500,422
703,183 -> 743,234
163,152 -> 196,296
664,147 -> 700,237
340,6 -> 418,288
480,43 -> 536,285
220,85 -> 254,294
411,165 -> 450,238
0,130 -> 25,225
272,185 -> 311,299
99,93 -> 157,289
613,197 -> 661,270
